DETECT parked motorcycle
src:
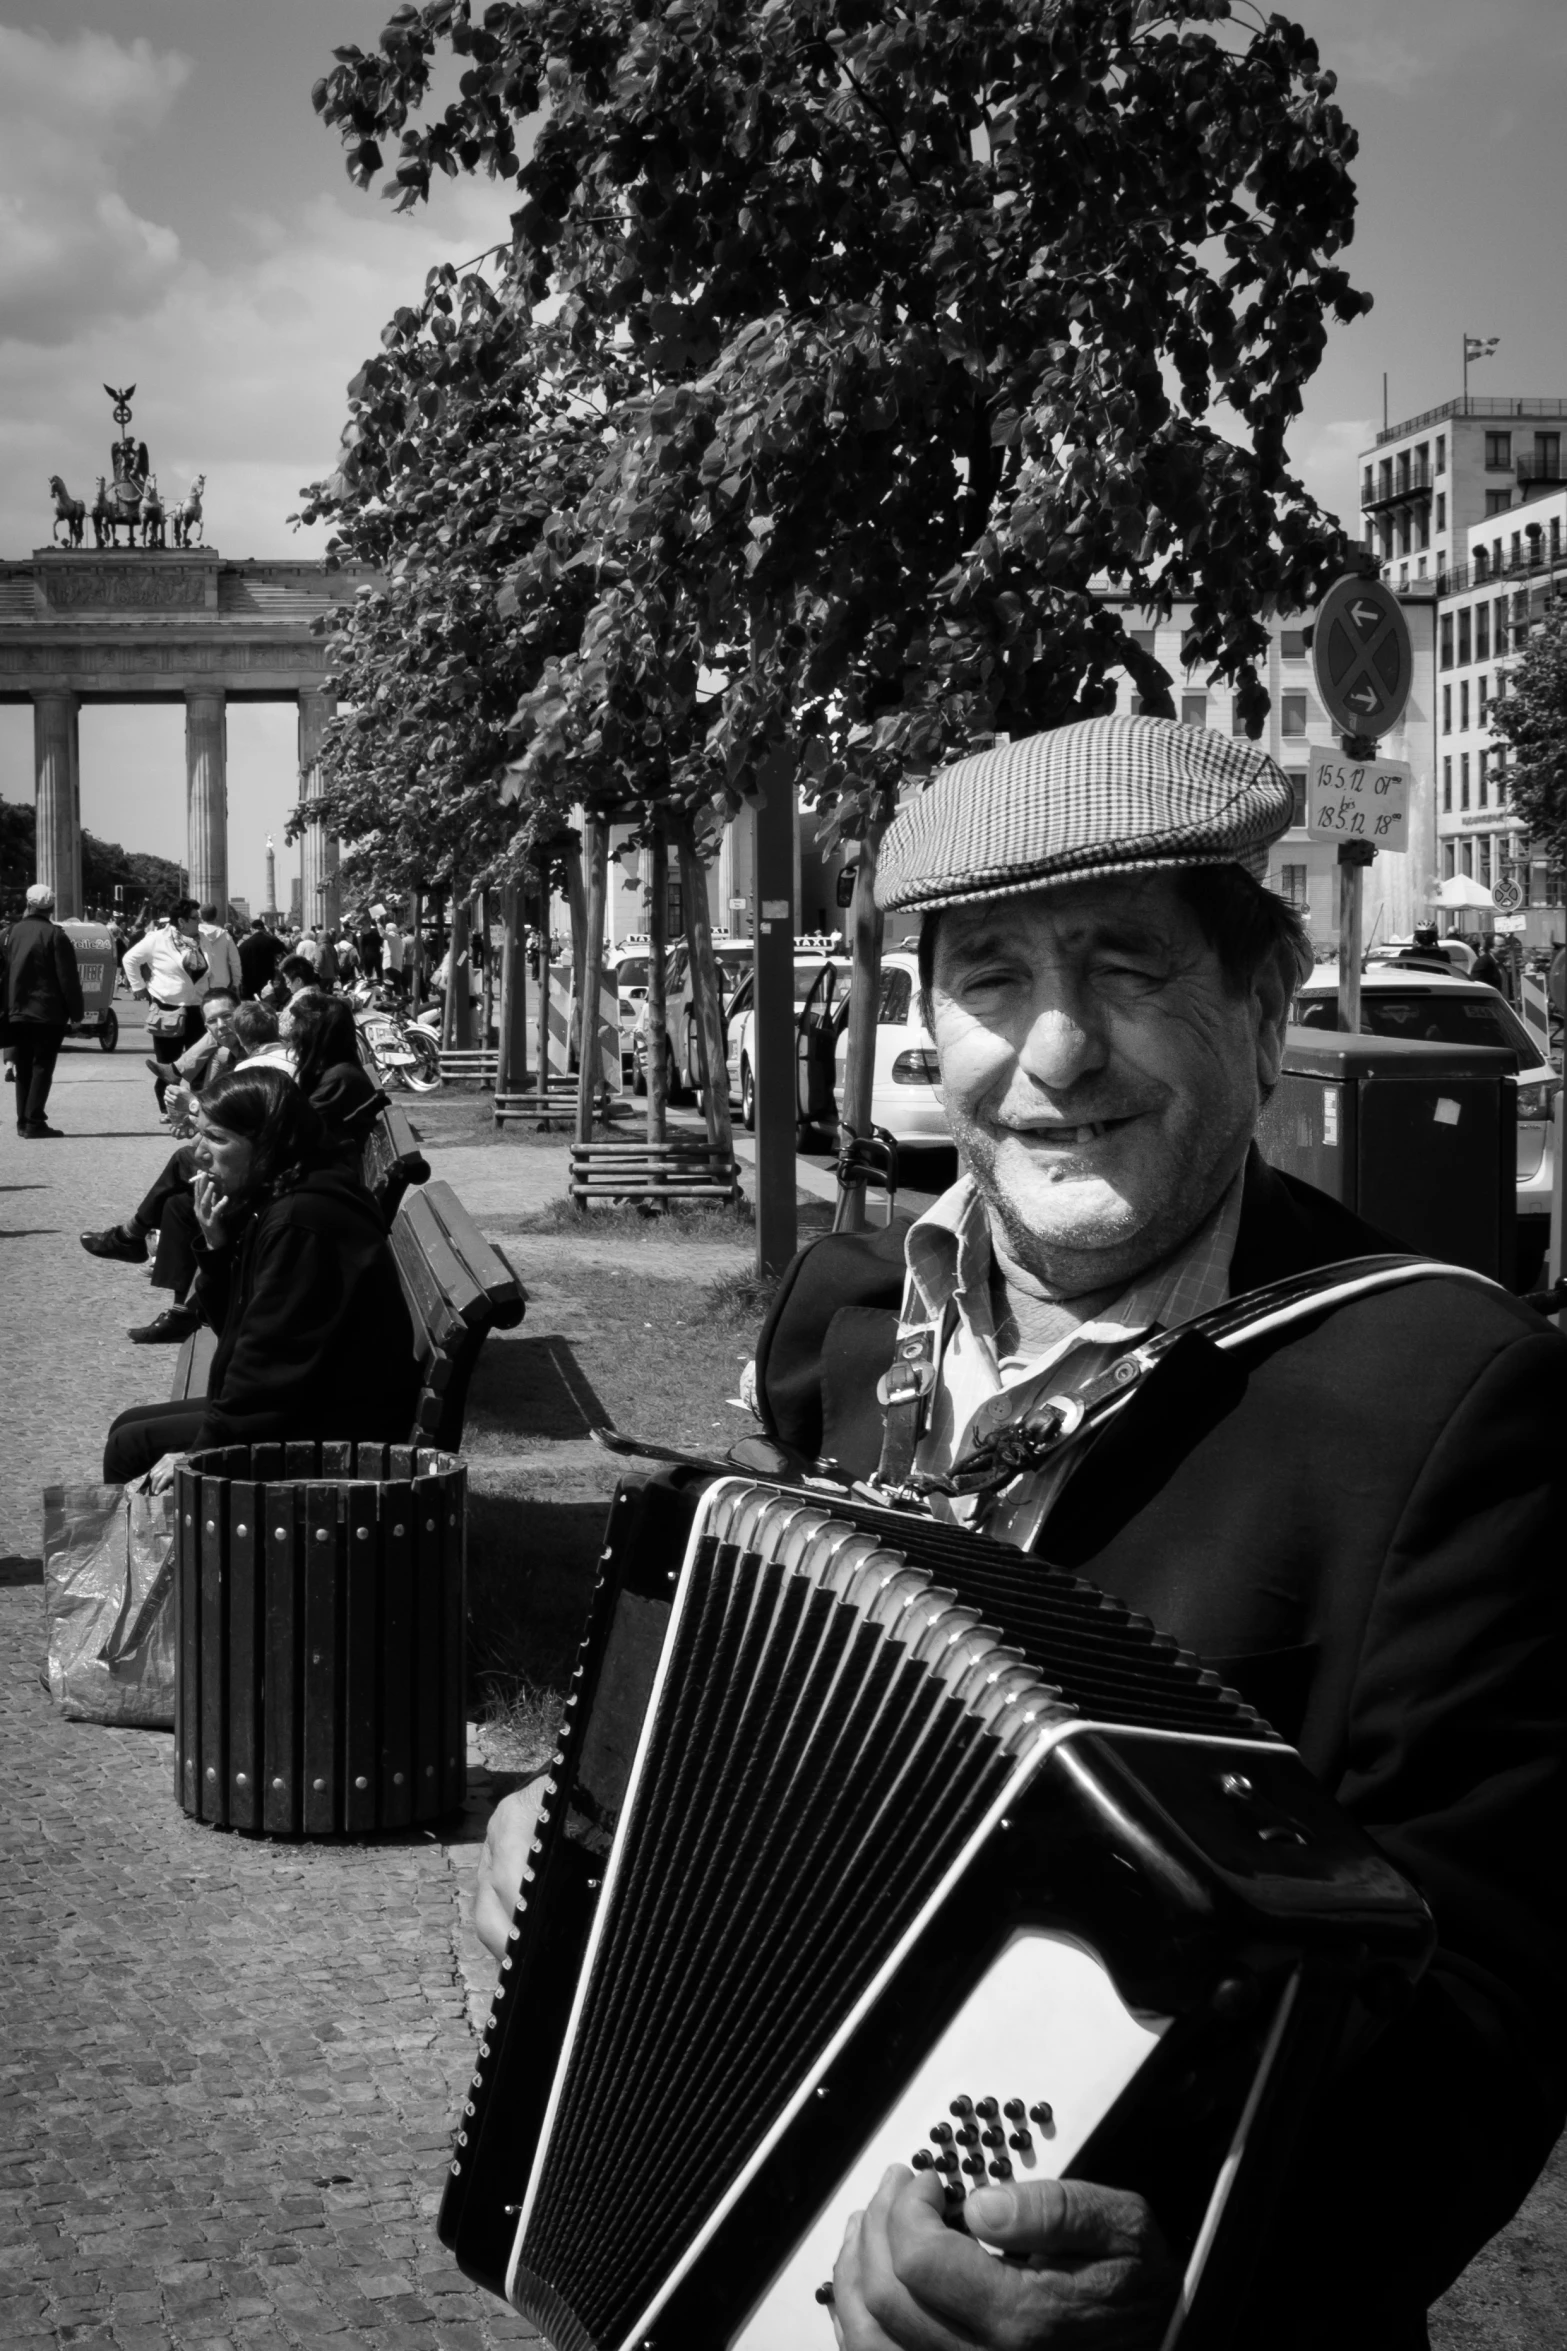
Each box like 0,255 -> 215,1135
352,984 -> 443,1092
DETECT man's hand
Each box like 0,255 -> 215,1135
831,2166 -> 1177,2350
147,1453 -> 183,1496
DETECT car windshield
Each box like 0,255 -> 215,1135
878,967 -> 914,1025
613,957 -> 650,990
1297,988 -> 1537,1063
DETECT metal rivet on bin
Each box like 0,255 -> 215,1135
311,1651 -> 321,1665
313,1777 -> 326,1791
235,1773 -> 248,1786
273,1527 -> 285,1541
184,1513 -> 192,1526
392,1523 -> 405,1537
272,1776 -> 285,1790
354,1776 -> 368,1790
315,1527 -> 329,1543
205,1766 -> 216,1780
425,1765 -> 435,1777
425,1518 -> 435,1531
205,1520 -> 215,1534
235,1524 -> 247,1538
393,1771 -> 404,1785
355,1526 -> 369,1541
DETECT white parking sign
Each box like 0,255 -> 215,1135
1305,747 -> 1411,853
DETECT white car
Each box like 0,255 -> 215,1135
631,938 -> 753,1098
828,950 -> 950,1145
723,953 -> 850,1129
1293,966 -> 1558,1276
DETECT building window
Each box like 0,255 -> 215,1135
1417,556 -> 1428,579
1476,606 -> 1490,661
1461,838 -> 1474,877
1485,431 -> 1512,469
1284,770 -> 1307,826
1552,519 -> 1563,560
1415,440 -> 1429,476
1458,608 -> 1471,665
1278,863 -> 1308,911
1435,492 -> 1446,530
1443,840 -> 1456,879
1460,754 -> 1470,811
1131,629 -> 1157,658
1280,629 -> 1307,659
1416,508 -> 1430,551
1478,675 -> 1489,723
1459,680 -> 1470,731
1495,597 -> 1509,654
1281,691 -> 1307,737
1181,691 -> 1208,729
1231,700 -> 1249,737
1379,458 -> 1393,501
1478,836 -> 1492,887
1436,435 -> 1446,473
1442,685 -> 1452,735
1511,531 -> 1523,568
1439,614 -> 1453,669
1475,545 -> 1489,582
1485,489 -> 1512,517
1442,756 -> 1452,812
1478,749 -> 1489,807
1361,467 -> 1374,506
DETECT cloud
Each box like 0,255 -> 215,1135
0,27 -> 191,344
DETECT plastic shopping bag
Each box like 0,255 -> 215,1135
42,1482 -> 177,1727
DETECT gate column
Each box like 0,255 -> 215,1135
297,687 -> 340,932
31,691 -> 82,919
185,689 -> 228,914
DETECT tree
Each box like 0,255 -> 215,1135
310,0 -> 1369,1168
0,799 -> 182,919
1491,603 -> 1567,878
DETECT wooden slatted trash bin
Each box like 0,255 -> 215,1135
173,1442 -> 466,1837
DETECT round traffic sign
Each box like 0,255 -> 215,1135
1311,574 -> 1413,739
1492,876 -> 1524,913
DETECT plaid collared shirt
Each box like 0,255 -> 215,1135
901,1168 -> 1246,1551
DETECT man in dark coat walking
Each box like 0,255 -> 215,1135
2,884 -> 83,1138
749,717 -> 1567,2351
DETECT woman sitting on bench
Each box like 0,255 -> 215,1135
284,989 -> 385,1166
103,1066 -> 418,1486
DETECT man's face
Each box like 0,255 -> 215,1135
203,998 -> 236,1049
928,873 -> 1287,1298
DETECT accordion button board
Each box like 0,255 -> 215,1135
440,1473 -> 1433,2351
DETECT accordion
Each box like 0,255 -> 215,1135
441,1472 -> 1431,2350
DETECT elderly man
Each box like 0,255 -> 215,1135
2,882 -> 83,1137
749,718 -> 1566,2351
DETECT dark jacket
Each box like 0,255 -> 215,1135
191,1164 -> 418,1452
304,1058 -> 385,1166
237,927 -> 286,999
755,1151 -> 1567,2349
2,915 -> 83,1027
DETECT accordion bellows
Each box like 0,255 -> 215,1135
442,1476 -> 1431,2351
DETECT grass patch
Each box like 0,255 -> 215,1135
516,1194 -> 756,1239
704,1266 -> 781,1322
471,1670 -> 566,1775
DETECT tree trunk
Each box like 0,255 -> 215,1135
834,807 -> 889,1235
535,866 -> 552,1097
497,882 -> 527,1094
646,817 -> 668,1146
675,813 -> 734,1163
409,891 -> 423,1009
476,888 -> 494,1044
576,815 -> 609,1155
442,899 -> 473,1052
564,847 -> 588,1061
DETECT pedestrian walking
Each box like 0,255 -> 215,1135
237,917 -> 286,1000
1,883 -> 83,1138
122,900 -> 210,1117
380,914 -> 408,998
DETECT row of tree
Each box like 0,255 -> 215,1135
298,0 -> 1399,1149
0,798 -> 183,919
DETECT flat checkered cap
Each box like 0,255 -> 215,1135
876,715 -> 1295,913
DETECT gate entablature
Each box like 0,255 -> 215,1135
0,551 -> 377,920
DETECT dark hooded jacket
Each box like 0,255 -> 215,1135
191,1164 -> 418,1452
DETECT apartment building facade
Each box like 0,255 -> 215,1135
1363,395 -> 1567,943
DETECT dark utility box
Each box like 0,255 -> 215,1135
1258,1029 -> 1517,1283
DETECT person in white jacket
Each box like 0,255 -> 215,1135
198,902 -> 244,997
122,898 -> 210,1117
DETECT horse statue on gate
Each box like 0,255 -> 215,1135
139,475 -> 166,550
170,473 -> 205,550
48,476 -> 86,547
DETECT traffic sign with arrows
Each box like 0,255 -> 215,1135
1311,573 -> 1414,739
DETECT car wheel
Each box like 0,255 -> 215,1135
98,1009 -> 119,1052
740,1057 -> 756,1131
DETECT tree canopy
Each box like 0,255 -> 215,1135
0,799 -> 183,919
1491,602 -> 1567,880
304,0 -> 1368,892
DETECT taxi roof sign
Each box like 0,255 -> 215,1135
1311,574 -> 1413,739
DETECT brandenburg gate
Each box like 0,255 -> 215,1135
0,548 -> 371,922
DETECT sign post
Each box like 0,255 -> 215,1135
1310,575 -> 1415,1032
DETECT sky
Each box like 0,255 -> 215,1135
1,0 -> 1565,911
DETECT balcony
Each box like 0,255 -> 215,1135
1438,542 -> 1567,597
1516,453 -> 1564,486
1361,461 -> 1433,512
